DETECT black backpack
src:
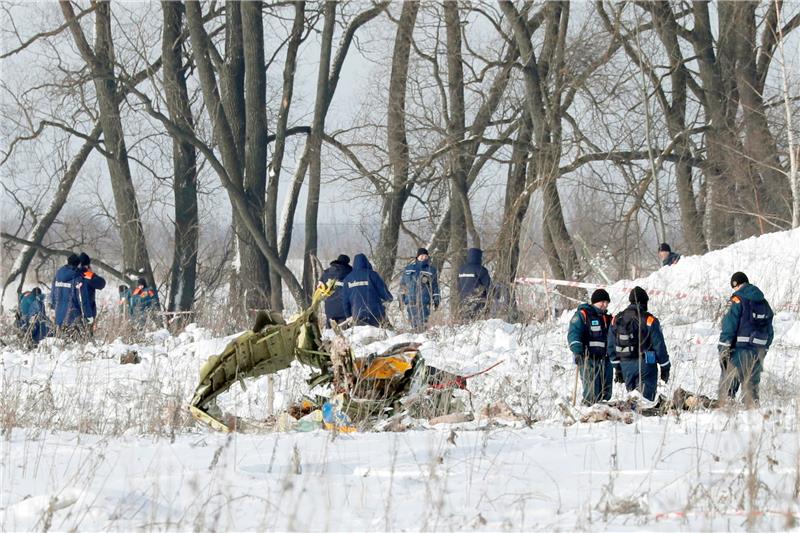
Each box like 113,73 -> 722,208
615,307 -> 651,358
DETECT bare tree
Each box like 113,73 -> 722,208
60,0 -> 156,284
373,1 -> 419,280
161,0 -> 198,313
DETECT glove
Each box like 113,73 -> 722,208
573,353 -> 583,365
434,300 -> 440,310
614,367 -> 624,383
660,366 -> 670,383
718,347 -> 731,366
86,316 -> 94,325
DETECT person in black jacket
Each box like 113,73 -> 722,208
658,243 -> 681,267
78,252 -> 106,332
318,254 -> 352,327
607,287 -> 671,401
456,247 -> 491,320
342,254 -> 393,327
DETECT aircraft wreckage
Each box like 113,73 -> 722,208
188,282 -> 477,432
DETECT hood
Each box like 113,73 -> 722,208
466,248 -> 483,265
352,254 -> 372,271
734,283 -> 765,302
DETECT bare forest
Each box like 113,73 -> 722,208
2,0 -> 799,321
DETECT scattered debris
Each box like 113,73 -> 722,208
188,282 -> 484,432
119,351 -> 140,364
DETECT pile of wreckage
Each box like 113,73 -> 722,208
188,282 -> 480,433
187,282 -> 725,433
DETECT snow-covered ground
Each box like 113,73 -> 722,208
2,229 -> 800,531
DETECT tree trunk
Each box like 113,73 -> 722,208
162,1 -> 199,314
691,1 -> 739,247
500,0 -> 579,281
374,1 -> 419,280
267,0 -> 306,311
733,2 -> 791,230
496,116 -> 533,288
240,0 -> 271,311
185,0 -> 307,307
60,0 -> 155,285
647,1 -> 707,255
444,1 -> 469,313
302,0 -> 336,299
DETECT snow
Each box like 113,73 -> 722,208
2,229 -> 800,531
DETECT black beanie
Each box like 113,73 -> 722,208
67,254 -> 80,267
78,252 -> 91,266
658,242 -> 671,253
629,286 -> 649,306
730,272 -> 749,288
334,254 -> 350,265
590,288 -> 610,304
137,277 -> 147,287
417,247 -> 429,257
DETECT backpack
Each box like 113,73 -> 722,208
614,307 -> 652,358
580,307 -> 610,357
736,298 -> 773,350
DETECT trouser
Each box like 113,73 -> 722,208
619,358 -> 659,401
459,300 -> 486,321
719,348 -> 764,405
579,356 -> 612,405
406,304 -> 430,330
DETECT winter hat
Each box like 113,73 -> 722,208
658,243 -> 671,253
78,252 -> 91,266
417,247 -> 429,258
119,285 -> 128,293
137,277 -> 147,287
629,286 -> 649,306
67,254 -> 80,267
334,254 -> 350,265
590,288 -> 610,304
730,271 -> 749,288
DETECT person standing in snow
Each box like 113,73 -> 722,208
16,287 -> 50,345
342,253 -> 393,327
318,254 -> 352,327
607,287 -> 671,402
129,277 -> 159,327
717,272 -> 774,406
78,252 -> 106,334
567,289 -> 613,405
50,253 -> 93,338
400,248 -> 440,330
118,285 -> 132,317
658,243 -> 681,266
456,247 -> 491,320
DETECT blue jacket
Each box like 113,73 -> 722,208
19,291 -> 46,319
457,248 -> 491,303
342,254 -> 393,326
567,303 -> 611,358
319,260 -> 352,321
608,304 -> 670,371
719,283 -> 774,352
80,267 -> 106,319
662,252 -> 681,266
50,264 -> 92,326
401,260 -> 440,309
